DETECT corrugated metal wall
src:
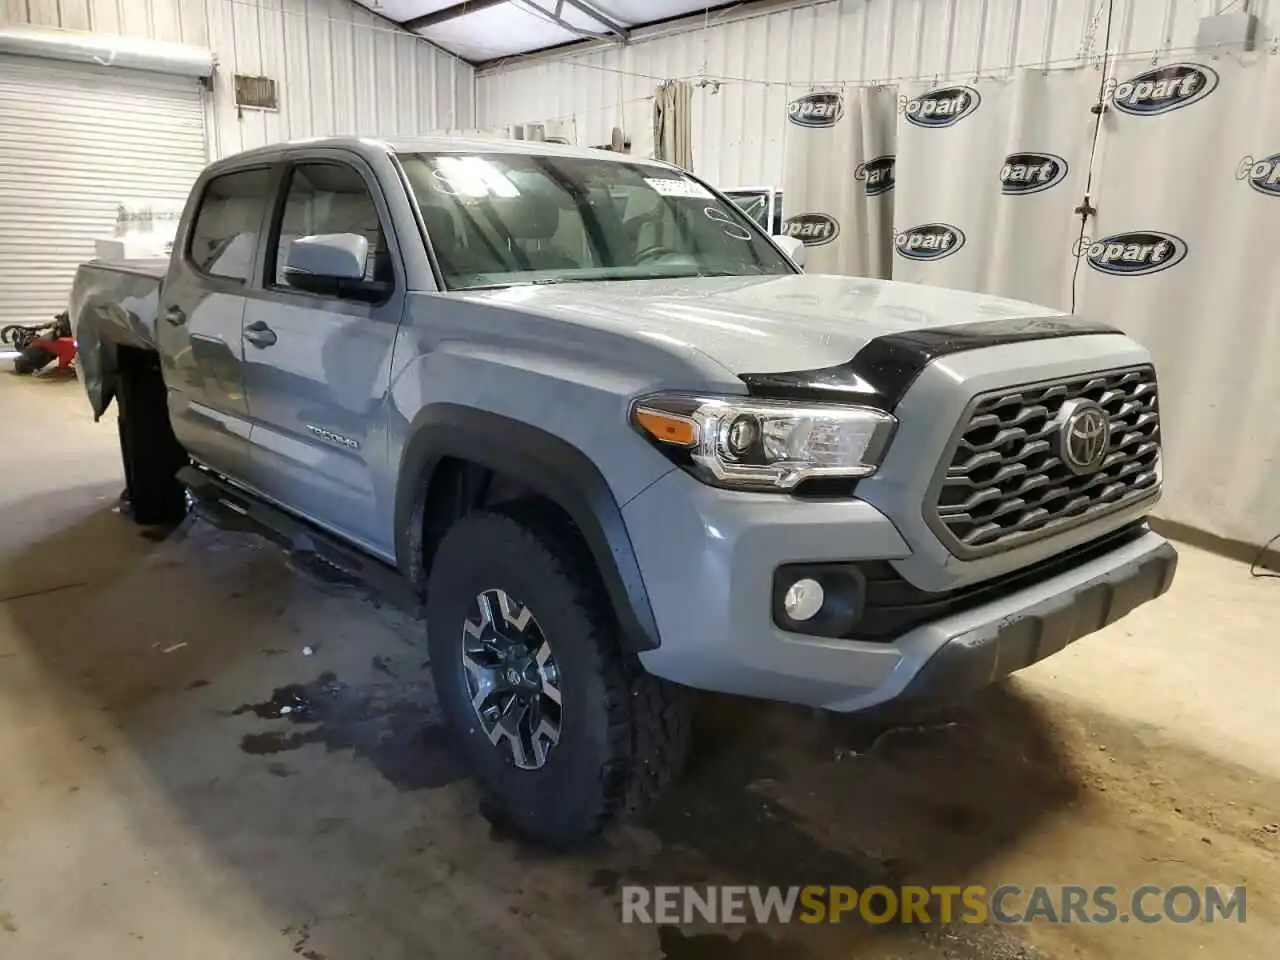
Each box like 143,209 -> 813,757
476,0 -> 1278,187
0,0 -> 475,157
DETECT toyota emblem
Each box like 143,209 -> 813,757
1057,399 -> 1111,475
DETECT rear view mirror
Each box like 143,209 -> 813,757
773,234 -> 807,269
283,233 -> 373,297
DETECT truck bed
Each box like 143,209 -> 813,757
68,258 -> 167,421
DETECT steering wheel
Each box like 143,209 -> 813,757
634,245 -> 680,263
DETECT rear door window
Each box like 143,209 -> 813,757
187,168 -> 273,282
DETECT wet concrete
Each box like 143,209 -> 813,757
1,372 -> 1278,959
229,671 -> 462,790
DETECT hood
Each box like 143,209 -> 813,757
454,274 -> 1067,375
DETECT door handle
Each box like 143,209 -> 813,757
243,321 -> 277,348
162,305 -> 186,327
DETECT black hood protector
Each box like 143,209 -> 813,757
740,315 -> 1120,411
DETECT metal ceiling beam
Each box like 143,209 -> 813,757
403,0 -> 507,32
555,0 -> 630,40
513,0 -> 628,42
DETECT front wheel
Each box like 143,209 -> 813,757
426,504 -> 689,847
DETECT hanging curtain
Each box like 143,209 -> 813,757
654,80 -> 694,169
891,70 -> 1097,309
1078,53 -> 1280,547
780,85 -> 898,278
768,56 -> 1280,550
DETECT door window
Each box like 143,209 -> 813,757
187,168 -> 273,282
269,162 -> 394,297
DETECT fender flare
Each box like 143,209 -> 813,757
394,404 -> 661,652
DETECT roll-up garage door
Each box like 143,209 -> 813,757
0,54 -> 208,326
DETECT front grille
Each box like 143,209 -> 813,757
929,366 -> 1161,558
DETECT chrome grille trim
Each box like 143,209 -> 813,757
926,365 -> 1161,559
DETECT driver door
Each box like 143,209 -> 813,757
237,154 -> 405,555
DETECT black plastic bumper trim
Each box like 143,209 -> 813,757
847,521 -> 1153,643
894,540 -> 1177,706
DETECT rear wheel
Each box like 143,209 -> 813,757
426,503 -> 689,847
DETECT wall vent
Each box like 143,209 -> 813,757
234,74 -> 278,111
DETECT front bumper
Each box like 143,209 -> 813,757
624,469 -> 1177,712
891,537 -> 1176,708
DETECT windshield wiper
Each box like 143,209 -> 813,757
585,270 -> 762,281
452,277 -> 576,292
454,270 -> 767,291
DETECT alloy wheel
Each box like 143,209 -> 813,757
461,588 -> 562,770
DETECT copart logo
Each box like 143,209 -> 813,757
855,155 -> 896,196
895,223 -> 965,261
1108,63 -> 1218,116
782,213 -> 840,246
1236,153 -> 1280,197
903,85 -> 980,128
1001,152 -> 1068,195
788,92 -> 844,128
1075,231 -> 1188,277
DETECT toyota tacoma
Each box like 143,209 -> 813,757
70,136 -> 1177,846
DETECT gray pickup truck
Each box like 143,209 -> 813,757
70,136 -> 1176,846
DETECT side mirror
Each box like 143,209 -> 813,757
282,233 -> 371,296
773,234 -> 807,269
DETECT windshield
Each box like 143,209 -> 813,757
398,152 -> 796,290
723,190 -> 769,229
725,189 -> 784,235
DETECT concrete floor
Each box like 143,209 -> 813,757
1,369 -> 1278,960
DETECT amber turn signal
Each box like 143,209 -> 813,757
633,407 -> 698,447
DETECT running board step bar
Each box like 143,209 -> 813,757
178,466 -> 423,617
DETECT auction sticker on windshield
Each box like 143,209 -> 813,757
645,177 -> 715,199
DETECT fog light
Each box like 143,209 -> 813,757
783,578 -> 825,621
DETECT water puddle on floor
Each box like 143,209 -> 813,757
228,671 -> 462,790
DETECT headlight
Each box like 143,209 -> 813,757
630,393 -> 896,491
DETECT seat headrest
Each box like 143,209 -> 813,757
421,204 -> 458,249
323,193 -> 379,234
499,194 -> 563,241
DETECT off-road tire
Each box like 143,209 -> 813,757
426,502 -> 690,847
